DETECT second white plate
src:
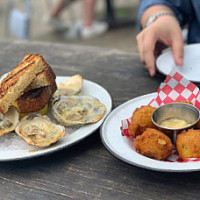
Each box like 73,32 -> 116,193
156,44 -> 200,82
101,93 -> 200,172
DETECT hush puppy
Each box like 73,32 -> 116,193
175,100 -> 192,105
176,129 -> 200,160
134,128 -> 173,160
195,119 -> 200,129
129,106 -> 156,137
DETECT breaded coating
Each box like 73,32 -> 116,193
129,106 -> 156,137
134,128 -> 173,160
195,120 -> 200,129
175,100 -> 192,105
176,129 -> 200,160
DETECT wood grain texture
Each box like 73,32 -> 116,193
0,41 -> 200,200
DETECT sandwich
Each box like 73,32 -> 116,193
13,64 -> 57,116
0,54 -> 57,135
0,54 -> 49,113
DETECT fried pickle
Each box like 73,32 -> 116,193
176,129 -> 200,160
134,128 -> 173,160
129,106 -> 156,137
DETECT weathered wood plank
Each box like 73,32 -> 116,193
0,41 -> 199,200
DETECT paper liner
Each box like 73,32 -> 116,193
121,69 -> 200,162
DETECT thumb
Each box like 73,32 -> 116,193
172,33 -> 184,66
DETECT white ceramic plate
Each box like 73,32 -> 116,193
156,44 -> 200,82
0,76 -> 112,161
101,93 -> 200,172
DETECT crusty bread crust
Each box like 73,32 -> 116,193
16,81 -> 57,113
26,65 -> 56,91
0,54 -> 47,113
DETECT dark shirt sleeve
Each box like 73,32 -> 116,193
138,0 -> 184,29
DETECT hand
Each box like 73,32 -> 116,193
136,15 -> 184,76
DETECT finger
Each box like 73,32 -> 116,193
172,32 -> 184,66
138,44 -> 145,64
143,37 -> 156,76
154,42 -> 168,58
136,35 -> 145,63
137,42 -> 144,63
144,51 -> 156,76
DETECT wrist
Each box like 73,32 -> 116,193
143,12 -> 176,29
141,5 -> 174,27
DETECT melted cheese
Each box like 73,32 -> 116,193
12,102 -> 48,119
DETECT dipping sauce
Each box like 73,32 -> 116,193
160,118 -> 189,128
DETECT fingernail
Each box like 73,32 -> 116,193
178,56 -> 184,66
149,68 -> 155,77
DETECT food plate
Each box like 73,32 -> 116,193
0,76 -> 112,161
101,93 -> 200,172
156,44 -> 200,82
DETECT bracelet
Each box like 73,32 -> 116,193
143,12 -> 176,29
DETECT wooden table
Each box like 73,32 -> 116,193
0,40 -> 199,200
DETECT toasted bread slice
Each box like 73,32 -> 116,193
15,81 -> 57,114
0,54 -> 47,113
26,65 -> 56,91
22,54 -> 32,62
22,54 -> 56,91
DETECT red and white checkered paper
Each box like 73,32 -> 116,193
121,69 -> 200,162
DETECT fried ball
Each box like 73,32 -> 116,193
129,106 -> 156,137
134,128 -> 173,160
175,100 -> 192,105
195,120 -> 200,129
175,101 -> 200,129
176,129 -> 200,160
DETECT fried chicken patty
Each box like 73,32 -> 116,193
176,129 -> 200,160
134,128 -> 173,160
129,106 -> 156,137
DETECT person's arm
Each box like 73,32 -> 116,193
136,1 -> 184,76
138,0 -> 184,29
